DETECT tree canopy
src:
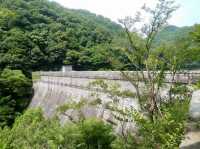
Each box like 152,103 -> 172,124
0,69 -> 32,127
0,0 -> 123,71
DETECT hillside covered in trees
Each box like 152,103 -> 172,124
0,0 -> 200,72
154,24 -> 200,69
154,25 -> 193,45
0,0 -> 127,72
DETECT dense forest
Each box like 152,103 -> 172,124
0,0 -> 125,72
154,25 -> 193,45
0,0 -> 199,72
0,0 -> 200,148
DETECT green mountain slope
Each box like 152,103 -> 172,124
0,0 -> 123,71
70,9 -> 123,35
154,25 -> 193,45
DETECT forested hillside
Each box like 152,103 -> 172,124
154,24 -> 200,69
0,0 -> 125,72
1,0 -> 199,72
154,25 -> 193,45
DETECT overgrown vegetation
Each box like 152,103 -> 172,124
0,99 -> 189,149
0,108 -> 116,149
0,0 -> 126,71
195,80 -> 200,89
0,69 -> 32,127
132,99 -> 190,149
0,0 -> 199,71
88,79 -> 190,148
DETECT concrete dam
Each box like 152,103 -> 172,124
31,70 -> 200,119
31,71 -> 144,126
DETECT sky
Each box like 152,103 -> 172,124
52,0 -> 200,27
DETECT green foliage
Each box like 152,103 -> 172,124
0,97 -> 190,149
110,99 -> 190,149
0,8 -> 17,29
80,118 -> 115,149
131,99 -> 189,149
112,134 -> 138,149
191,24 -> 200,43
194,80 -> 200,89
154,24 -> 200,69
154,25 -> 193,46
64,44 -> 135,70
0,108 -> 116,149
184,24 -> 200,69
0,0 -> 198,71
170,84 -> 190,96
0,0 -> 123,71
89,78 -> 190,148
0,69 -> 32,127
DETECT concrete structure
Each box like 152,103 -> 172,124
31,71 -> 145,132
31,71 -> 200,116
61,65 -> 73,72
30,70 -> 200,125
31,71 -> 141,130
180,90 -> 200,149
189,90 -> 200,121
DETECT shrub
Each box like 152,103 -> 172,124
194,80 -> 200,89
132,99 -> 190,149
0,109 -> 116,149
0,69 -> 32,127
80,118 -> 116,149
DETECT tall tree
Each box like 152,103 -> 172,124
119,0 -> 179,120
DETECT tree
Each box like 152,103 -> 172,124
0,69 -> 32,127
0,8 -> 16,30
0,108 -> 116,149
80,118 -> 115,149
119,0 -> 179,120
0,0 -> 123,71
185,24 -> 200,68
88,0 -> 190,148
192,24 -> 200,43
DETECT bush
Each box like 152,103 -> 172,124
110,99 -> 190,149
0,100 -> 190,149
80,118 -> 116,149
0,109 -> 116,149
132,99 -> 190,149
112,134 -> 138,149
194,80 -> 200,89
0,69 -> 32,127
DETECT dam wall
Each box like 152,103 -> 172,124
31,71 -> 140,118
30,71 -> 200,128
31,70 -> 200,115
31,71 -> 145,131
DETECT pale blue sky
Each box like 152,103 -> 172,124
52,0 -> 200,27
